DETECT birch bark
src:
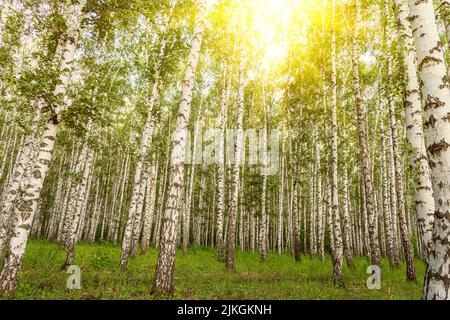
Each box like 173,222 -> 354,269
216,66 -> 230,260
152,0 -> 207,296
393,0 -> 435,263
0,0 -> 87,295
408,0 -> 450,300
350,0 -> 381,267
225,60 -> 245,270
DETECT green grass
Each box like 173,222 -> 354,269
1,239 -> 425,300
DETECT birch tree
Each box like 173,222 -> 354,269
225,60 -> 245,270
350,0 -> 381,267
408,0 -> 450,300
0,0 -> 87,296
152,0 -> 207,296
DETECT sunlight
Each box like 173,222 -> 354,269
251,0 -> 297,69
230,0 -> 300,69
263,43 -> 289,68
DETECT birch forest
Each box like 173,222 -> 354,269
0,0 -> 449,301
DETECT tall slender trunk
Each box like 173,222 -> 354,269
350,0 -> 381,267
152,0 -> 207,296
215,65 -> 230,260
317,146 -> 325,262
119,2 -> 175,268
88,176 -> 101,242
383,0 -> 416,282
183,95 -> 204,254
408,0 -> 450,300
225,60 -> 245,270
64,146 -> 94,267
46,154 -> 66,240
0,104 -> 41,252
381,120 -> 399,267
61,145 -> 88,246
195,165 -> 207,246
342,154 -> 354,268
141,163 -> 158,255
326,180 -> 335,259
154,121 -> 173,248
331,0 -> 343,284
259,91 -> 268,262
0,0 -> 87,296
277,152 -> 284,255
130,165 -> 151,257
393,0 -> 435,263
309,165 -> 315,258
292,179 -> 301,262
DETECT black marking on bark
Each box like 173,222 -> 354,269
407,15 -> 419,23
442,113 -> 450,122
440,75 -> 449,89
424,114 -> 437,128
429,41 -> 443,54
44,135 -> 56,141
33,170 -> 41,179
18,224 -> 31,230
419,56 -> 442,71
424,95 -> 445,111
428,139 -> 450,156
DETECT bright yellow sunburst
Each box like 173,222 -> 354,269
227,0 -> 302,70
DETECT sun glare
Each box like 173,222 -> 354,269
229,0 -> 301,70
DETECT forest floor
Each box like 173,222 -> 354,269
1,239 -> 425,300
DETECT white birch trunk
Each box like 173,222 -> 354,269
119,2 -> 175,268
64,146 -> 94,267
142,163 -> 158,254
393,0 -> 435,263
331,0 -> 343,284
408,0 -> 450,300
225,60 -> 245,270
0,0 -> 86,295
0,104 -> 41,252
152,0 -> 207,296
350,0 -> 381,267
215,65 -> 230,260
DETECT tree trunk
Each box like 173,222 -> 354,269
130,165 -> 151,257
381,120 -> 399,267
383,0 -> 416,282
342,156 -> 354,268
331,0 -> 343,284
0,0 -> 86,296
317,145 -> 325,261
259,93 -> 268,262
152,0 -> 207,296
141,163 -> 158,255
393,0 -> 435,263
119,2 -> 175,268
277,152 -> 285,255
350,0 -> 381,267
0,104 -> 41,252
64,146 -> 94,267
408,0 -> 450,300
292,179 -> 301,262
215,65 -> 230,260
225,60 -> 245,270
